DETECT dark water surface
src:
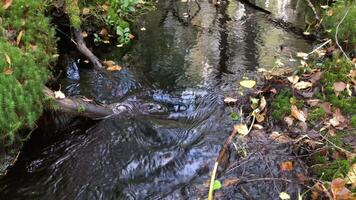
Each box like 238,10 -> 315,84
1,0 -> 313,199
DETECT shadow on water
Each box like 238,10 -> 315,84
1,0 -> 314,199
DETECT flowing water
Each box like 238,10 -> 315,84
1,0 -> 314,199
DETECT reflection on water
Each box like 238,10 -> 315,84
0,0 -> 313,199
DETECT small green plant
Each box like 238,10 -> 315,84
77,105 -> 86,113
308,108 -> 326,122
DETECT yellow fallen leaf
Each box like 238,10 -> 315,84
291,105 -> 306,122
107,65 -> 122,71
294,81 -> 312,90
287,75 -> 299,84
240,80 -> 256,88
82,31 -> 88,38
345,163 -> 356,188
16,30 -> 24,46
82,7 -> 90,15
4,53 -> 11,66
296,52 -> 308,58
54,90 -> 65,99
234,124 -> 249,136
279,192 -> 290,200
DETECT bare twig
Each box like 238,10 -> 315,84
319,133 -> 352,154
335,8 -> 352,64
305,0 -> 321,21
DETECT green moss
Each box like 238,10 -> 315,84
271,89 -> 303,121
352,116 -> 356,128
0,0 -> 57,142
77,105 -> 86,113
308,108 -> 326,122
66,0 -> 81,28
322,1 -> 356,45
312,159 -> 350,181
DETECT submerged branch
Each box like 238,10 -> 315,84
73,28 -> 104,70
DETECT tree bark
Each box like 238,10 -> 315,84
74,28 -> 104,70
43,87 -> 113,119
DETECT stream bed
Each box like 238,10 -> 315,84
1,0 -> 314,199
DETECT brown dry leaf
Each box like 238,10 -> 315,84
107,65 -> 122,71
270,88 -> 277,94
2,0 -> 12,9
255,113 -> 265,123
310,71 -> 322,84
284,116 -> 294,127
270,132 -> 292,143
280,161 -> 293,172
287,75 -> 299,84
331,178 -> 353,200
291,105 -> 306,122
16,30 -> 24,46
294,81 -> 312,90
128,34 -> 135,40
327,9 -> 334,16
3,67 -> 13,75
330,109 -> 347,129
307,99 -> 320,107
223,178 -> 239,187
224,97 -> 237,104
320,102 -> 332,114
311,182 -> 325,200
333,82 -> 347,96
99,28 -> 108,36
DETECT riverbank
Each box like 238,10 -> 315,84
210,1 -> 356,199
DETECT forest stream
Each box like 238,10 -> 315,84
0,0 -> 316,199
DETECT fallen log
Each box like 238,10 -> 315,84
43,87 -> 113,119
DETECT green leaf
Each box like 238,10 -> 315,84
230,112 -> 239,121
212,180 -> 222,191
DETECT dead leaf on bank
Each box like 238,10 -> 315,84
4,53 -> 11,66
99,28 -> 108,36
223,178 -> 239,187
284,116 -> 294,127
310,71 -> 322,84
3,67 -> 13,75
103,60 -> 122,71
224,97 -> 237,104
82,7 -> 90,15
320,102 -> 332,114
291,105 -> 306,122
82,31 -> 88,38
16,30 -> 24,46
296,52 -> 309,59
333,82 -> 347,96
331,178 -> 354,200
329,108 -> 347,129
307,99 -> 320,107
2,0 -> 12,9
345,164 -> 356,188
101,4 -> 109,11
280,161 -> 293,172
54,90 -> 65,99
294,81 -> 312,90
240,80 -> 256,88
287,75 -> 299,84
235,124 -> 249,136
270,131 -> 292,143
327,9 -> 334,16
